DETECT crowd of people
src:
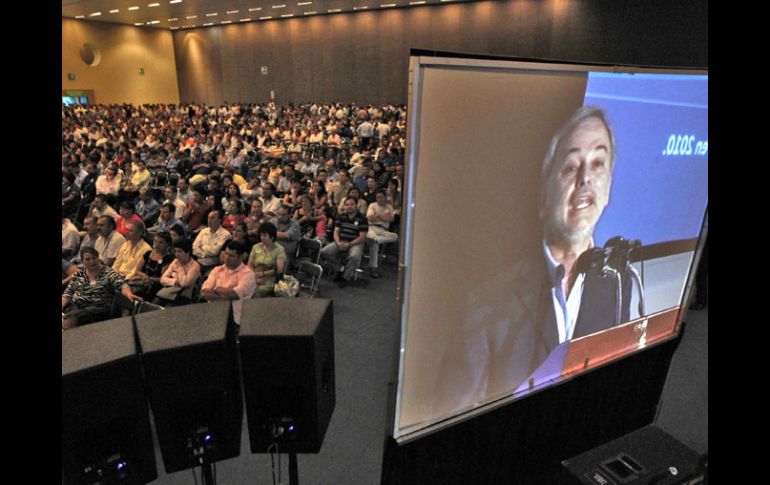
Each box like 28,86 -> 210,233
62,101 -> 407,328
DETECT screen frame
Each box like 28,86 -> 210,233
389,54 -> 708,444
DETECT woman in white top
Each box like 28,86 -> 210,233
154,238 -> 201,306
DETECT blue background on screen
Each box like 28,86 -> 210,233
585,72 -> 708,248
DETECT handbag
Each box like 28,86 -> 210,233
155,285 -> 183,301
274,274 -> 300,297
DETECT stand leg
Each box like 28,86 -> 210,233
201,462 -> 214,485
289,452 -> 299,485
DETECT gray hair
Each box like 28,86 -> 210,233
541,106 -> 617,182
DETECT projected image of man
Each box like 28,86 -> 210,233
432,106 -> 642,419
541,107 -> 619,342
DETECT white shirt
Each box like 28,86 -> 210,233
543,242 -> 586,344
193,226 -> 232,267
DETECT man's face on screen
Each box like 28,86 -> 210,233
542,117 -> 612,247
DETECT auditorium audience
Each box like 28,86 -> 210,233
60,101 -> 408,325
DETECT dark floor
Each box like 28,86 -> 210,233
146,258 -> 707,484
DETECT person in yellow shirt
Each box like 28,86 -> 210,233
112,220 -> 152,281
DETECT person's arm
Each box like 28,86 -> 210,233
199,268 -> 223,300
177,261 -> 201,289
366,203 -> 379,223
275,249 -> 286,276
333,226 -> 342,247
192,231 -> 207,257
160,261 -> 178,287
120,284 -> 143,302
350,229 -> 368,247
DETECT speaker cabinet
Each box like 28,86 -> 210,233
62,317 -> 157,485
239,298 -> 335,453
134,302 -> 242,473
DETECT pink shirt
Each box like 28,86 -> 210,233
201,263 -> 256,324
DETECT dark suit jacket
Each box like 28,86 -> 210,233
431,249 -> 632,420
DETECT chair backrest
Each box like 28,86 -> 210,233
167,172 -> 180,187
296,261 -> 323,298
154,169 -> 169,187
296,237 -> 322,265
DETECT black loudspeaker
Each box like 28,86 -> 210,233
239,298 -> 335,453
62,317 -> 157,485
561,425 -> 705,485
134,302 -> 243,473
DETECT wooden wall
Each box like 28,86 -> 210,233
62,18 -> 180,105
173,0 -> 708,105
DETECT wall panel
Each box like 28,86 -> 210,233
173,0 -> 707,105
62,19 -> 179,105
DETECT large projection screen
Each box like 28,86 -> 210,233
393,55 -> 708,442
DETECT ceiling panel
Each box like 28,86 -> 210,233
62,0 -> 479,30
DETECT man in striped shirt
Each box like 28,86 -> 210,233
320,197 -> 368,288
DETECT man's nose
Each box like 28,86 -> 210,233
576,162 -> 591,187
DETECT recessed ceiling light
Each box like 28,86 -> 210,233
249,7 -> 263,11
353,6 -> 369,9
221,20 -> 233,24
259,15 -> 273,19
272,4 -> 286,8
148,3 -> 160,7
129,6 -> 140,11
148,20 -> 160,24
89,11 -> 101,16
186,15 -> 197,18
328,8 -> 341,12
135,22 -> 144,25
240,18 -> 252,21
205,13 -> 218,16
75,15 -> 85,19
169,0 -> 182,3
409,1 -> 425,4
281,13 -> 294,17
203,22 -> 213,26
109,9 -> 120,13
297,1 -> 312,5
304,11 -> 316,14
226,10 -> 239,14
168,18 -> 178,21
380,3 -> 396,6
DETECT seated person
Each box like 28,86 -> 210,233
149,202 -> 187,236
337,187 -> 368,217
78,215 -> 100,251
272,204 -> 302,267
134,186 -> 161,227
154,238 -> 201,307
90,193 -> 119,221
247,222 -> 287,298
62,213 -> 80,260
320,197 -> 368,288
193,209 -> 232,275
365,189 -> 399,278
94,215 -> 126,267
200,240 -> 256,325
116,201 -> 144,237
112,220 -> 152,281
222,199 -> 246,234
62,247 -> 142,329
130,231 -> 174,300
